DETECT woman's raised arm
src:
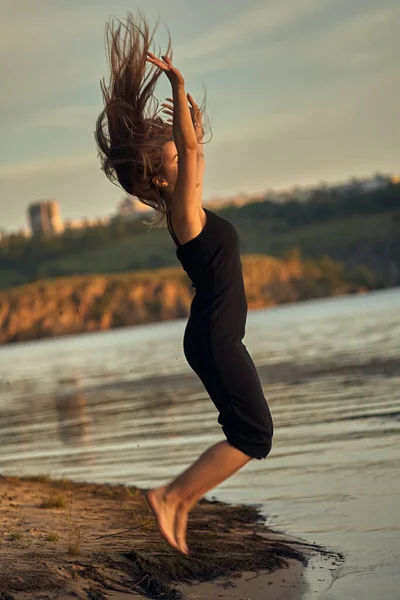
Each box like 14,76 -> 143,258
146,52 -> 199,218
146,52 -> 197,153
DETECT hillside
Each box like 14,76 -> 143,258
1,183 -> 399,291
0,254 -> 365,344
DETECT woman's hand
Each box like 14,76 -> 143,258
161,94 -> 203,143
147,52 -> 196,151
146,52 -> 185,87
161,94 -> 201,124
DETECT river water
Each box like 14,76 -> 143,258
1,288 -> 399,599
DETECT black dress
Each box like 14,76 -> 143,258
166,208 -> 273,460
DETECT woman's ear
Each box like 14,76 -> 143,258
152,175 -> 160,188
152,175 -> 167,188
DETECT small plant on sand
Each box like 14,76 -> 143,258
125,486 -> 140,498
45,532 -> 60,542
67,526 -> 81,555
39,492 -> 66,508
130,505 -> 153,532
8,531 -> 23,542
64,492 -> 81,555
31,473 -> 52,482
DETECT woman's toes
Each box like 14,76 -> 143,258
145,488 -> 180,551
174,505 -> 189,555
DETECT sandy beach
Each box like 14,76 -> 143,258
0,474 -> 336,600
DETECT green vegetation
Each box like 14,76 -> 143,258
0,183 -> 399,291
222,183 -> 400,288
8,531 -> 23,542
45,532 -> 60,542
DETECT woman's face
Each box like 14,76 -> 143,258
154,140 -> 200,193
158,140 -> 179,191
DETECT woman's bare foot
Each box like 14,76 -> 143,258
145,487 -> 187,554
174,504 -> 189,555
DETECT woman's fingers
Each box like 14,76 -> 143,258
187,93 -> 199,110
186,93 -> 202,125
147,52 -> 185,85
160,98 -> 174,121
161,94 -> 199,124
146,52 -> 174,73
161,95 -> 201,131
146,52 -> 167,70
146,51 -> 161,64
164,96 -> 198,110
165,95 -> 199,108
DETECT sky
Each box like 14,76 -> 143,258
0,0 -> 399,232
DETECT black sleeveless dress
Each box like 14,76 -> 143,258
166,208 -> 273,460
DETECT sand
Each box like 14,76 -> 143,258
0,474 -> 331,600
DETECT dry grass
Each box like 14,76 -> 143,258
29,473 -> 52,482
39,492 -> 66,509
64,493 -> 81,555
67,526 -> 81,555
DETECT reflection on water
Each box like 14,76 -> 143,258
0,288 -> 399,599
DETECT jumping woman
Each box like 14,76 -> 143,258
95,11 -> 274,556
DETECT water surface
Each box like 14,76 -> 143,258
1,288 -> 399,599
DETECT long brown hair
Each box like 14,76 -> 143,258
95,9 -> 210,227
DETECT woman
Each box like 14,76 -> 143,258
95,11 -> 274,556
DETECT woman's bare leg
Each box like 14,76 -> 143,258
145,440 -> 251,554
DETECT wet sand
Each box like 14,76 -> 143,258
0,474 -> 337,600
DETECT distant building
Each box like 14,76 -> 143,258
206,192 -> 266,210
117,196 -> 153,219
117,196 -> 136,218
358,174 -> 390,193
91,215 -> 111,226
312,174 -> 391,196
64,215 -> 112,231
64,218 -> 85,231
28,200 -> 64,236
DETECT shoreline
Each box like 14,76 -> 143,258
0,474 -> 342,600
0,254 -> 370,346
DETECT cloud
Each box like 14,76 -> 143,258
0,2 -> 105,116
0,153 -> 94,180
174,0 -> 322,65
0,0 -> 327,116
212,59 -> 399,147
293,3 -> 400,69
16,105 -> 99,131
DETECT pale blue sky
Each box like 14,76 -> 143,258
0,0 -> 399,231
